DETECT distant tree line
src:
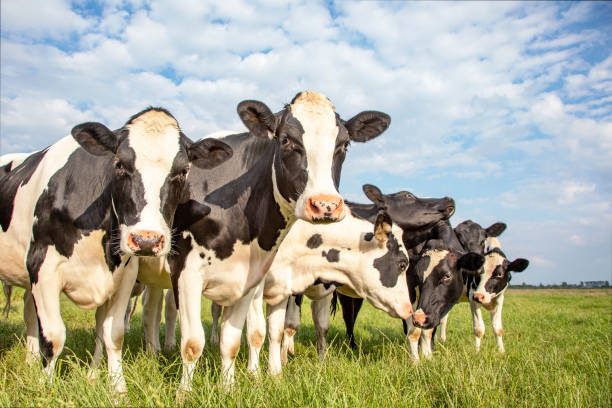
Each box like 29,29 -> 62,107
510,281 -> 610,289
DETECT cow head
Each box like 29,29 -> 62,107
470,237 -> 529,306
454,220 -> 506,255
347,211 -> 413,319
362,184 -> 455,230
412,239 -> 484,329
237,91 -> 390,223
71,108 -> 232,257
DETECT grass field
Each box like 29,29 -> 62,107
1,287 -> 610,407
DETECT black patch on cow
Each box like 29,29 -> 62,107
168,234 -> 194,309
0,149 -> 48,231
364,232 -> 374,242
322,248 -> 340,263
306,234 -> 323,249
373,234 -> 406,288
292,294 -> 303,307
159,150 -> 192,225
1,161 -> 13,175
110,145 -> 145,227
200,253 -> 205,258
485,247 -> 506,258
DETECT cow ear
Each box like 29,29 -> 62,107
188,138 -> 233,169
345,111 -> 390,142
173,200 -> 211,231
71,122 -> 118,156
458,253 -> 485,274
237,100 -> 277,138
485,222 -> 507,237
508,258 -> 529,272
363,184 -> 385,207
374,210 -> 393,246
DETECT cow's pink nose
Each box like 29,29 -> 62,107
413,310 -> 427,326
473,293 -> 485,303
306,194 -> 343,222
127,230 -> 165,255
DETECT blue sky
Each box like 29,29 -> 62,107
1,1 -> 611,285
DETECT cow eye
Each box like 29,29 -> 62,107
344,141 -> 350,149
281,136 -> 290,146
115,161 -> 125,173
442,273 -> 452,282
398,261 -> 407,271
180,166 -> 190,177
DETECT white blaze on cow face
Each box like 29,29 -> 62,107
290,92 -> 346,223
473,237 -> 506,305
422,249 -> 449,282
118,111 -> 183,256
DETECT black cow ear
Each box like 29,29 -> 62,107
458,253 -> 485,273
71,122 -> 118,156
508,258 -> 529,272
486,222 -> 507,237
237,100 -> 277,138
363,184 -> 385,207
188,138 -> 233,169
374,210 -> 393,246
173,200 -> 211,231
345,111 -> 390,142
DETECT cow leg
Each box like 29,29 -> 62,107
177,266 -> 205,398
439,313 -> 449,342
470,300 -> 485,352
406,318 -> 421,361
87,304 -> 106,381
311,294 -> 332,361
164,289 -> 178,351
420,328 -> 434,359
2,282 -> 12,318
220,286 -> 257,388
338,293 -> 363,349
267,298 -> 288,375
246,282 -> 265,375
210,302 -> 222,346
23,290 -> 39,364
29,254 -> 65,380
142,286 -> 164,354
123,297 -> 133,333
102,258 -> 139,394
281,295 -> 302,365
491,293 -> 505,353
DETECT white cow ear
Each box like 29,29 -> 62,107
237,100 -> 277,138
71,122 -> 118,156
345,111 -> 390,142
188,138 -> 233,169
374,210 -> 393,246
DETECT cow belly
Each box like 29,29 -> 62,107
0,238 -> 29,287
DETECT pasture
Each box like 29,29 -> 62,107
1,288 -> 610,407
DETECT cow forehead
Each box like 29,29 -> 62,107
483,252 -> 505,275
423,249 -> 449,281
290,91 -> 338,141
126,110 -> 182,166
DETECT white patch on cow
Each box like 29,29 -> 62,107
262,211 -> 411,319
120,110 -> 182,255
473,237 -> 506,305
0,152 -> 31,169
421,250 -> 449,282
290,91 -> 345,221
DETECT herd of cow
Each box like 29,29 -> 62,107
0,90 -> 529,398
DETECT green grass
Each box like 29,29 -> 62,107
1,288 -> 610,407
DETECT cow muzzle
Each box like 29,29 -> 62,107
394,302 -> 413,320
412,309 -> 428,328
127,230 -> 166,256
472,293 -> 485,303
305,194 -> 344,223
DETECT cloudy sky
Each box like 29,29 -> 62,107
1,1 -> 611,285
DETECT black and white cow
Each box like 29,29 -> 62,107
203,208 -> 412,376
279,185 -> 456,359
165,91 -> 391,394
439,220 -> 529,352
406,235 -> 484,359
0,108 -> 232,392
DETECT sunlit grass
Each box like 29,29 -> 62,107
1,288 -> 610,407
